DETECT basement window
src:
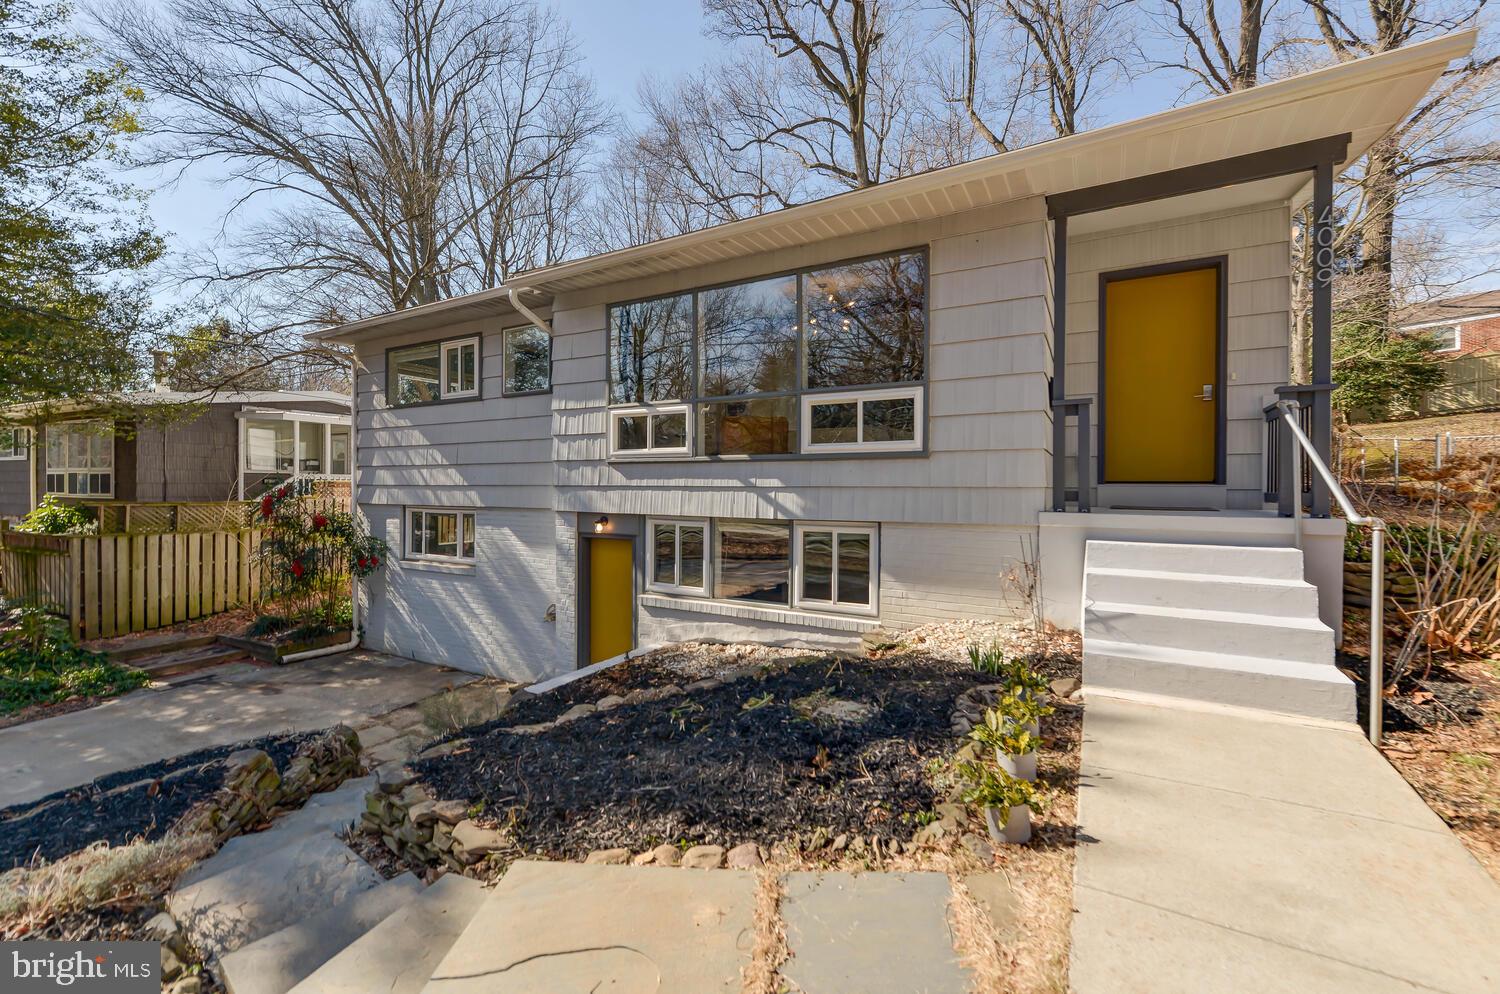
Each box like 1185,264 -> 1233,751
407,508 -> 477,562
794,523 -> 878,614
647,519 -> 708,596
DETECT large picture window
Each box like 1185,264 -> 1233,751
715,521 -> 792,605
606,250 -> 926,458
406,508 -> 477,562
45,422 -> 113,497
388,336 -> 479,406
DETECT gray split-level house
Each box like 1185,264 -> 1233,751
316,31 -> 1474,724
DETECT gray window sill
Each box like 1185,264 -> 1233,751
399,558 -> 477,575
638,593 -> 879,632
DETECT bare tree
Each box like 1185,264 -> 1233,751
93,0 -> 605,327
1291,1 -> 1498,320
999,0 -> 1132,137
932,0 -> 1047,153
1146,0 -> 1291,93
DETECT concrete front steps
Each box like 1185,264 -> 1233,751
1082,540 -> 1355,722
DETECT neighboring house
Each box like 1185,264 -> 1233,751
1397,290 -> 1500,415
0,390 -> 352,519
316,33 -> 1473,724
1397,289 -> 1500,357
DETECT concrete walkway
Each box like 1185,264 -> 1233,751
0,650 -> 476,808
1071,694 -> 1500,994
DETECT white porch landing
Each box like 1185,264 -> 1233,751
1082,540 -> 1355,722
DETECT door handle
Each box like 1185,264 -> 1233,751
1193,384 -> 1214,401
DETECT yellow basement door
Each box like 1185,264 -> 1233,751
1103,264 -> 1220,483
588,538 -> 634,665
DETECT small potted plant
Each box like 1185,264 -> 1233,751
1000,689 -> 1053,739
967,706 -> 1041,780
959,760 -> 1044,845
998,657 -> 1050,701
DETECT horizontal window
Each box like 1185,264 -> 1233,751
605,250 -> 926,459
45,422 -> 113,497
0,427 -> 31,460
407,508 -> 476,562
795,524 -> 877,615
715,520 -> 791,606
504,325 -> 552,395
610,405 -> 691,456
644,517 -> 879,617
801,386 -> 923,452
388,336 -> 479,406
647,519 -> 707,595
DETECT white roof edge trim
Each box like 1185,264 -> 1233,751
316,28 -> 1476,345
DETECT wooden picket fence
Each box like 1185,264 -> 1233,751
1,525 -> 271,639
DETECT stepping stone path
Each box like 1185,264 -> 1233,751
781,871 -> 972,994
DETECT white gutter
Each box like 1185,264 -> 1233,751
506,286 -> 552,334
281,353 -> 363,664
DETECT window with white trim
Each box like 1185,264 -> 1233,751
647,519 -> 708,595
1431,325 -> 1461,352
605,249 -> 927,459
388,336 -> 479,406
801,386 -> 923,452
794,523 -> 877,614
0,427 -> 30,460
503,325 -> 552,395
610,405 -> 691,456
406,508 -> 477,562
45,422 -> 113,497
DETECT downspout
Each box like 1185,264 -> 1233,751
281,356 -> 362,663
506,286 -> 552,334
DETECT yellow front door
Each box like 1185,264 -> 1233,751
588,538 -> 634,664
1103,264 -> 1220,483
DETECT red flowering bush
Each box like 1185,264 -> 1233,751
254,479 -> 389,634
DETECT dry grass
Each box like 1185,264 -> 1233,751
0,832 -> 214,938
948,867 -> 1013,993
1350,409 -> 1500,441
741,852 -> 792,994
1380,655 -> 1500,883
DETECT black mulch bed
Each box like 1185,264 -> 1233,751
413,653 -> 1062,859
0,731 -> 318,868
1340,652 -> 1491,732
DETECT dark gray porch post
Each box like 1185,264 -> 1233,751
1051,214 -> 1068,512
1310,159 -> 1334,516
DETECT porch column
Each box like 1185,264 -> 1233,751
1051,214 -> 1068,512
1309,159 -> 1334,517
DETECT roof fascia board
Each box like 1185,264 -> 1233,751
1046,133 -> 1352,219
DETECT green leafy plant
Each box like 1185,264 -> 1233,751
967,642 -> 1005,676
15,495 -> 98,535
967,707 -> 1042,757
957,760 -> 1045,813
741,692 -> 774,711
245,614 -> 291,638
0,602 -> 148,714
254,479 -> 388,632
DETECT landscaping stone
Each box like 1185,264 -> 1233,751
681,844 -> 725,869
781,871 -> 970,994
584,847 -> 631,865
650,843 -> 681,867
811,699 -> 876,723
961,871 -> 1019,937
557,703 -> 597,723
430,800 -> 468,825
596,694 -> 626,711
1050,676 -> 1082,699
961,833 -> 996,862
451,820 -> 505,855
726,842 -> 763,868
420,861 -> 756,993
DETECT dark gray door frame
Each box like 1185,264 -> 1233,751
577,532 -> 637,669
1097,257 -> 1228,486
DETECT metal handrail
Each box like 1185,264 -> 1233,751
1275,399 -> 1386,744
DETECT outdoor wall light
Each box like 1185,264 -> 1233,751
593,516 -> 610,533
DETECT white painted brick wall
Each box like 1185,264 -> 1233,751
361,505 -> 569,680
878,523 -> 1034,629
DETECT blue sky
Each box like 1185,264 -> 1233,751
116,0 -> 1497,303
